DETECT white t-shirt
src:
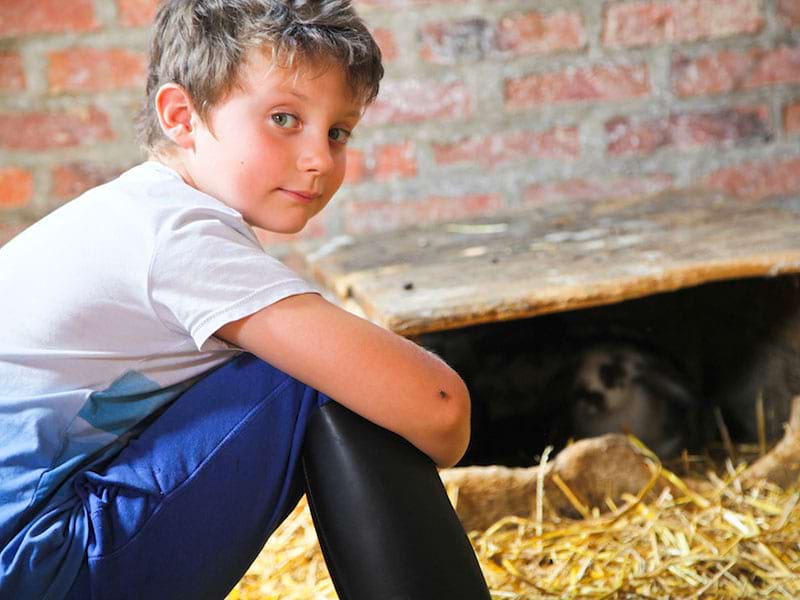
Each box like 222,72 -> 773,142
0,161 -> 317,597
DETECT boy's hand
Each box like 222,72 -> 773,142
215,293 -> 471,467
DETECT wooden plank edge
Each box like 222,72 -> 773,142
358,254 -> 800,337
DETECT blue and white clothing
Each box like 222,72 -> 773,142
0,162 -> 317,598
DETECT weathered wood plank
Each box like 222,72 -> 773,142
290,190 -> 800,336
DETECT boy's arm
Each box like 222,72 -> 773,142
214,292 -> 471,467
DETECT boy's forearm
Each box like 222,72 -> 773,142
215,293 -> 472,467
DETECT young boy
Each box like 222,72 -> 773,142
0,1 -> 475,598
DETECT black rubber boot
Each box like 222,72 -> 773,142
302,401 -> 492,600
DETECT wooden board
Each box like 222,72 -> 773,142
289,190 -> 800,337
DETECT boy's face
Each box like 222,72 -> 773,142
181,50 -> 363,234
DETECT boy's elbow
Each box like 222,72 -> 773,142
431,377 -> 471,468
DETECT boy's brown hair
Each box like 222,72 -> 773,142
138,0 -> 384,155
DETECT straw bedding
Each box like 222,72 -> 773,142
227,456 -> 799,598
227,400 -> 800,599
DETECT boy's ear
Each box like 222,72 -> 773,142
155,83 -> 197,149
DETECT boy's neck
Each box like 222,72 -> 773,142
150,152 -> 196,190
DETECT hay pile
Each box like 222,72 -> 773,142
228,498 -> 336,600
227,399 -> 800,599
227,461 -> 799,599
471,469 -> 800,598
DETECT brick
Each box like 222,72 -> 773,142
778,0 -> 800,29
51,163 -> 127,200
362,79 -> 471,125
420,18 -> 494,65
372,28 -> 398,63
48,48 -> 147,93
785,102 -> 800,133
0,52 -> 25,91
421,11 -> 584,65
373,142 -> 417,181
343,142 -> 417,183
523,174 -> 674,205
673,46 -> 800,97
703,157 -> 800,199
0,167 -> 33,207
0,106 -> 114,151
606,106 -> 770,156
116,0 -> 159,27
603,0 -> 763,48
433,127 -> 580,168
506,64 -> 650,108
496,10 -> 584,56
357,0 -> 466,7
0,0 -> 98,36
344,194 -> 504,234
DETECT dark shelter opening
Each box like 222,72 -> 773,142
417,274 -> 800,467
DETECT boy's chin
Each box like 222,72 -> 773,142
273,222 -> 307,235
252,221 -> 309,237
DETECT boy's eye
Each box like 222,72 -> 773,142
329,128 -> 352,145
271,113 -> 299,128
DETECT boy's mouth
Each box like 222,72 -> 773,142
280,188 -> 321,204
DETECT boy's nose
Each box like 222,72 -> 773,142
297,135 -> 334,175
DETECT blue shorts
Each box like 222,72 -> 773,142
53,353 -> 329,600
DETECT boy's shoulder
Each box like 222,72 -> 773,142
68,161 -> 249,231
120,161 -> 252,224
3,161 -> 256,260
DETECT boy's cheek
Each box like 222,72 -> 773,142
329,174 -> 346,198
335,161 -> 347,184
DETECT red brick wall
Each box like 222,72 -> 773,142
1,0 -> 799,247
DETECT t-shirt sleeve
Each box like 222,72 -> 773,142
148,210 -> 317,351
